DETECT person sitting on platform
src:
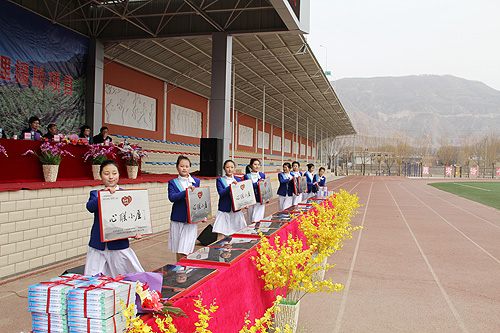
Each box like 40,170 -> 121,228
43,124 -> 58,141
93,126 -> 112,144
79,124 -> 92,144
0,120 -> 7,139
20,116 -> 43,140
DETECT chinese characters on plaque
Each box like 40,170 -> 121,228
98,189 -> 153,242
258,177 -> 273,204
230,179 -> 256,211
186,186 -> 212,223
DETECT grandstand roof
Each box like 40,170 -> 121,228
9,0 -> 356,140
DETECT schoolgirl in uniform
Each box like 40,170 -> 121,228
168,155 -> 201,262
314,167 -> 326,195
290,161 -> 303,205
304,163 -> 316,200
277,162 -> 294,211
213,160 -> 247,237
244,158 -> 266,223
84,160 -> 144,278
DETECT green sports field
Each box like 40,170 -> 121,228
428,181 -> 500,210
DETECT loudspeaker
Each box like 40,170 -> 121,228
200,138 -> 223,177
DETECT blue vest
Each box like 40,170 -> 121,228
277,173 -> 294,196
87,189 -> 129,251
216,176 -> 243,212
244,172 -> 266,203
168,176 -> 201,223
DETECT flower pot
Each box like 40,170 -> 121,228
127,165 -> 139,179
42,164 -> 59,182
92,164 -> 101,180
274,300 -> 300,333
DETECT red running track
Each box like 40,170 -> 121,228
299,176 -> 500,332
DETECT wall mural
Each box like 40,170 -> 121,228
105,84 -> 157,131
170,103 -> 202,138
284,139 -> 291,153
273,135 -> 281,151
238,124 -> 253,147
258,131 -> 270,149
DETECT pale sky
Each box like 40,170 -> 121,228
306,0 -> 500,91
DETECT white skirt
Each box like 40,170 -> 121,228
292,193 -> 303,205
213,210 -> 247,236
247,202 -> 266,223
278,195 -> 293,211
84,246 -> 144,278
168,221 -> 198,255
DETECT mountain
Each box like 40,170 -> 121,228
332,75 -> 500,146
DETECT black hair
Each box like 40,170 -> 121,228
223,159 -> 235,168
28,116 -> 40,125
176,155 -> 191,167
47,124 -> 56,131
307,163 -> 314,171
283,162 -> 292,169
292,161 -> 300,167
246,158 -> 261,174
80,125 -> 91,136
100,159 -> 119,175
319,167 -> 325,172
99,126 -> 109,133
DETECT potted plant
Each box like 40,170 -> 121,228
253,234 -> 344,332
83,144 -> 116,180
23,142 -> 74,182
116,142 -> 149,179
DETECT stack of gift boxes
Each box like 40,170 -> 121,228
29,274 -> 136,333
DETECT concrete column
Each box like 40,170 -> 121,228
85,38 -> 104,136
209,32 -> 233,162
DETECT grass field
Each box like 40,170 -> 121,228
428,181 -> 500,210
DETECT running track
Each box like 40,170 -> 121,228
299,176 -> 500,332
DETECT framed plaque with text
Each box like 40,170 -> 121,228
98,189 -> 153,242
230,179 -> 256,211
257,177 -> 273,204
186,186 -> 212,223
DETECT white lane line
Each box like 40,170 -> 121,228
410,183 -> 500,230
333,181 -> 372,333
400,184 -> 500,265
385,183 -> 469,332
453,183 -> 491,191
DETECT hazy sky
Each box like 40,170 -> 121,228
306,0 -> 500,91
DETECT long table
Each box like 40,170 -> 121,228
0,138 -> 131,182
144,213 -> 309,332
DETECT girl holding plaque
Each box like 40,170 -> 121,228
291,161 -> 303,205
305,163 -> 317,200
168,155 -> 201,262
213,160 -> 247,237
84,160 -> 144,278
244,159 -> 267,223
277,162 -> 294,211
314,167 -> 326,195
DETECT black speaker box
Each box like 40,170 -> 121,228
200,138 -> 223,177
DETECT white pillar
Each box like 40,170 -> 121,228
281,100 -> 285,166
296,111 -> 299,161
231,63 -> 235,161
262,85 -> 266,172
306,118 -> 309,164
